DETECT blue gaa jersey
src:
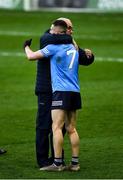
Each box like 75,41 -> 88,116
40,44 -> 80,93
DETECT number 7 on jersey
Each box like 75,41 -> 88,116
67,49 -> 77,69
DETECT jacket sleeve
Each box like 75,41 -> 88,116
78,47 -> 94,66
40,32 -> 73,48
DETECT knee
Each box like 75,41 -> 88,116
66,126 -> 76,135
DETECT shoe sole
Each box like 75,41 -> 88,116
40,166 -> 65,171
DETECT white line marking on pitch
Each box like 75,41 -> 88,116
0,30 -> 122,41
0,30 -> 37,37
0,51 -> 123,62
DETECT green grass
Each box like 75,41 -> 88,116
0,10 -> 123,179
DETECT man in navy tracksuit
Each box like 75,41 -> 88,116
35,19 -> 94,168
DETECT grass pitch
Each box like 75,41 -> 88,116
0,10 -> 123,179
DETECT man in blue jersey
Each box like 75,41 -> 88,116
24,20 -> 83,171
35,18 -> 73,169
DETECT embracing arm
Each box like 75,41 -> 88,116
40,32 -> 73,48
40,31 -> 94,65
25,46 -> 43,60
78,47 -> 94,66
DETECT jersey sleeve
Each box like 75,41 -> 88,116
40,45 -> 56,58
